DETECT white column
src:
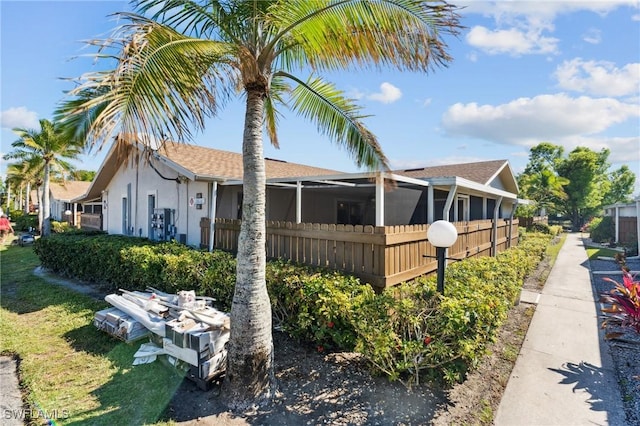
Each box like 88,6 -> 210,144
296,181 -> 302,224
443,185 -> 457,221
482,197 -> 487,220
375,173 -> 385,226
615,206 -> 620,243
492,196 -> 503,256
427,186 -> 434,224
208,181 -> 218,252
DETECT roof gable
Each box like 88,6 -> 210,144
394,159 -> 518,193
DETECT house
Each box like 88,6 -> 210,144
603,198 -> 640,250
75,134 -> 523,288
49,181 -> 92,227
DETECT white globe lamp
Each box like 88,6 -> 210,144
427,220 -> 458,294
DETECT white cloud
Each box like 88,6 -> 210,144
554,59 -> 640,97
441,93 -> 638,146
582,28 -> 602,44
466,25 -> 559,56
461,1 -> 638,56
0,107 -> 39,130
422,98 -> 432,107
366,82 -> 402,104
460,1 -> 637,20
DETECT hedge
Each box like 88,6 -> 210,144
34,230 -> 554,386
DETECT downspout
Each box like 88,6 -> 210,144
375,172 -> 385,226
208,181 -> 218,252
443,185 -> 457,221
492,196 -> 503,256
135,161 -> 140,236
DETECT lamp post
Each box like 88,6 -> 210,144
427,220 -> 458,294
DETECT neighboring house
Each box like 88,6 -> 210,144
75,134 -> 523,288
49,181 -> 92,227
603,198 -> 640,249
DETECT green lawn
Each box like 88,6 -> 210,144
585,247 -> 623,260
0,243 -> 183,425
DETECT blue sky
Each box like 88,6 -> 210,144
1,1 -> 639,194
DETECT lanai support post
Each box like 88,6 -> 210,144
376,173 -> 385,226
208,181 -> 218,252
296,181 -> 302,224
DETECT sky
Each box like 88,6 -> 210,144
1,0 -> 639,195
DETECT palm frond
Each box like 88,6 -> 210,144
57,16 -> 238,150
267,0 -> 461,73
282,72 -> 389,170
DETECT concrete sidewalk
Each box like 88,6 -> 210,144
494,232 -> 626,425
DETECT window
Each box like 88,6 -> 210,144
337,201 -> 364,225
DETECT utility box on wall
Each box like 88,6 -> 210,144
151,208 -> 173,241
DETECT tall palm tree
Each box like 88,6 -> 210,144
5,119 -> 81,236
56,0 -> 462,408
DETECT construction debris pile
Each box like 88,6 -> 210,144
94,287 -> 230,388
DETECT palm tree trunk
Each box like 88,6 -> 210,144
37,185 -> 43,234
223,89 -> 275,409
42,163 -> 51,236
24,182 -> 31,215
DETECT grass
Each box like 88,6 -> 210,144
0,242 -> 183,425
585,247 -> 623,260
534,232 -> 567,286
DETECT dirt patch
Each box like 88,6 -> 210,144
164,331 -> 447,425
163,260 -> 547,425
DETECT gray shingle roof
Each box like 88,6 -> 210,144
394,159 -> 508,185
153,142 -> 343,180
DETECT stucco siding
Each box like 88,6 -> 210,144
104,160 -> 212,246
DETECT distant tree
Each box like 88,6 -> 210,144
601,165 -> 636,206
519,143 -> 637,226
518,142 -> 569,216
556,147 -> 610,230
522,142 -> 564,175
69,170 -> 96,182
518,166 -> 569,215
4,119 -> 82,236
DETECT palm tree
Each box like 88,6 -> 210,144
5,119 -> 82,236
518,166 -> 569,215
56,0 -> 462,408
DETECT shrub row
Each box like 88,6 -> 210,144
34,230 -> 553,386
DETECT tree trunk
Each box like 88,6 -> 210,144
42,163 -> 51,236
223,89 -> 275,409
24,182 -> 31,215
37,185 -> 43,234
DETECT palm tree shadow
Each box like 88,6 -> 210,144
548,361 -> 610,413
